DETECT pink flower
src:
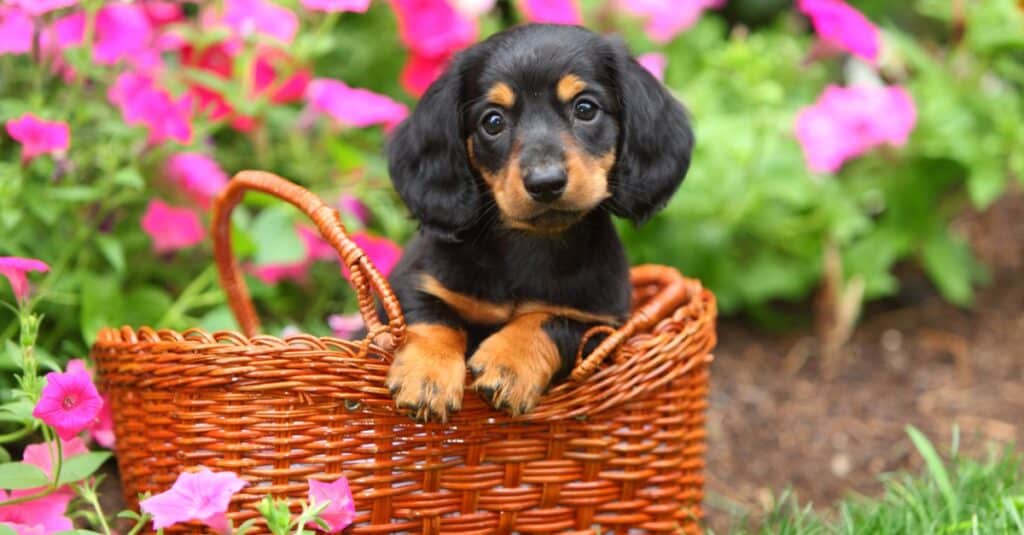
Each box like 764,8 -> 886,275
250,225 -> 336,284
109,72 -> 192,145
349,232 -> 401,278
63,360 -> 115,448
449,0 -> 496,18
141,200 -> 205,253
401,52 -> 449,97
9,0 -> 76,16
517,0 -> 581,24
22,437 -> 90,480
306,78 -> 408,130
0,491 -> 72,533
794,84 -> 916,173
299,226 -> 336,262
0,257 -> 50,304
307,477 -> 356,533
166,153 -> 229,208
618,0 -> 723,43
222,0 -> 299,44
636,52 -> 667,81
301,0 -> 371,12
141,1 -> 186,26
32,369 -> 104,440
250,263 -> 308,284
0,7 -> 33,55
339,194 -> 370,227
48,5 -> 154,66
5,114 -> 70,163
390,0 -> 476,59
798,0 -> 879,63
140,468 -> 248,532
327,313 -> 364,339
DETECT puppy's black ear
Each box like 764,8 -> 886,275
387,65 -> 479,242
608,49 -> 694,224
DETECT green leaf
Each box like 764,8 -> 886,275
112,167 -> 145,189
966,162 -> 1006,209
79,272 -> 124,345
921,232 -> 975,306
49,186 -> 107,202
58,451 -> 113,485
0,340 -> 21,370
250,208 -> 304,265
0,446 -> 9,463
0,461 -> 50,490
0,525 -> 16,535
96,235 -> 126,274
200,305 -> 240,332
124,287 -> 174,328
55,531 -> 105,535
907,425 -> 959,520
0,400 -> 35,422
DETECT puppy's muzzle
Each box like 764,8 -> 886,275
523,165 -> 567,203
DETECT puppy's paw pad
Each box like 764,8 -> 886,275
469,351 -> 546,417
386,355 -> 464,423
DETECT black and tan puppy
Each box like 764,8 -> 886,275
384,24 -> 693,422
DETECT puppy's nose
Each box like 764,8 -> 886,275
523,166 -> 567,203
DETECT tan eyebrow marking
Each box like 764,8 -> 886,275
487,82 -> 516,108
556,74 -> 587,102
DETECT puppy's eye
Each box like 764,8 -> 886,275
481,111 -> 505,136
573,99 -> 599,122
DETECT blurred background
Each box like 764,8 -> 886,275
1,0 -> 1022,530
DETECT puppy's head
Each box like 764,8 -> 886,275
388,24 -> 693,240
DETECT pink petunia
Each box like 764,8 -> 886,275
141,1 -> 186,26
0,491 -> 72,533
449,0 -> 496,18
300,0 -> 372,12
0,7 -> 33,55
327,313 -> 364,339
794,84 -> 916,173
618,0 -> 723,43
299,226 -> 337,262
47,5 -> 154,66
166,153 -> 229,208
0,257 -> 50,303
400,52 -> 449,97
9,0 -> 77,16
517,0 -> 581,25
338,194 -> 371,227
250,225 -> 337,284
350,232 -> 401,278
63,360 -> 115,448
5,114 -> 70,163
222,0 -> 299,44
306,78 -> 408,130
390,0 -> 476,59
798,0 -> 879,64
636,52 -> 667,81
307,477 -> 356,533
109,72 -> 192,145
141,200 -> 205,253
140,468 -> 248,532
32,369 -> 104,440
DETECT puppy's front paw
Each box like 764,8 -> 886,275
386,324 -> 467,423
469,315 -> 560,417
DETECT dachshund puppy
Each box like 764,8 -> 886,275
384,24 -> 693,422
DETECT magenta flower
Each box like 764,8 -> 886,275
250,225 -> 337,285
798,0 -> 879,63
5,114 -> 70,163
166,153 -> 229,208
109,72 -> 192,145
795,84 -> 916,173
9,0 -> 76,16
222,0 -> 298,44
618,0 -> 723,43
0,257 -> 50,303
299,226 -> 337,262
141,1 -> 186,26
47,5 -> 154,66
449,0 -> 496,18
140,468 -> 248,532
141,200 -> 205,253
250,263 -> 309,285
401,52 -> 449,97
349,232 -> 401,278
339,194 -> 371,227
390,0 -> 476,59
636,52 -> 667,81
307,477 -> 356,533
306,78 -> 409,130
327,313 -> 364,339
517,0 -> 581,25
0,491 -> 72,533
0,7 -> 33,55
32,369 -> 104,440
63,360 -> 115,448
301,0 -> 371,12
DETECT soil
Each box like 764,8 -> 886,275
704,190 -> 1024,531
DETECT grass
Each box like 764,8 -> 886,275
718,426 -> 1024,534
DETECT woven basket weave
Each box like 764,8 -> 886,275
91,171 -> 717,534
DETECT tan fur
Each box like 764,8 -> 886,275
556,74 -> 587,102
385,324 -> 467,423
486,82 -> 516,109
562,133 -> 614,212
469,313 -> 561,416
419,275 -> 514,325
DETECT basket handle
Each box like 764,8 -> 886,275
569,264 -> 690,382
211,170 -> 406,350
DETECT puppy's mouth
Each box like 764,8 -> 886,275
513,209 -> 585,232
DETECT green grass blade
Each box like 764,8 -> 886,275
1006,497 -> 1024,534
907,425 -> 959,520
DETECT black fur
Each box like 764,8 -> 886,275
384,24 -> 693,413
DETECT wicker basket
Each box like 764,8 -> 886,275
91,171 -> 717,534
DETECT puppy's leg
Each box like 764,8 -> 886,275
469,314 -> 599,416
386,322 -> 467,423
